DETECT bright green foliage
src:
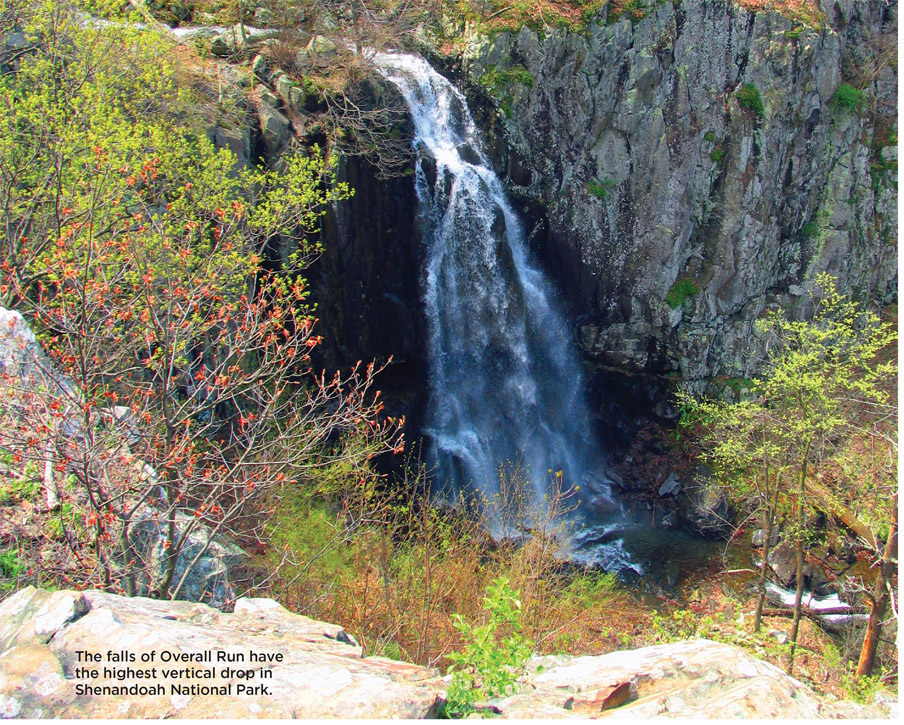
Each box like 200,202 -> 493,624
737,83 -> 764,117
677,274 -> 896,670
0,548 -> 24,593
830,83 -> 864,112
665,277 -> 700,308
703,130 -> 716,142
445,576 -> 533,716
710,147 -> 725,163
679,274 -> 896,502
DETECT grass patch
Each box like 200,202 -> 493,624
586,177 -> 617,199
665,277 -> 700,308
830,83 -> 864,113
0,463 -> 42,505
737,83 -> 764,117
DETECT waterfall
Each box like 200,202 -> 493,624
375,53 -> 618,532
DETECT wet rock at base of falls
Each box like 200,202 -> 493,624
767,542 -> 797,587
587,493 -> 620,518
657,472 -> 681,497
767,543 -> 838,596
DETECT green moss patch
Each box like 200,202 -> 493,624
665,277 -> 700,309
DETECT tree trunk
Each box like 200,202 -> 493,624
856,496 -> 897,677
754,484 -> 778,633
787,456 -> 809,675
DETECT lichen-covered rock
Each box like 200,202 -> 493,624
0,587 -> 445,718
457,0 -> 897,399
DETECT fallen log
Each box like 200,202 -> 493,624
762,606 -> 866,618
804,478 -> 877,550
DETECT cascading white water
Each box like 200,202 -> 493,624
375,53 -> 618,530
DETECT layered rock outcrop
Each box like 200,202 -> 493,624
0,587 -> 889,719
454,0 -> 897,403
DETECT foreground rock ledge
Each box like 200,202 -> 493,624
0,587 -> 444,718
0,588 -> 885,719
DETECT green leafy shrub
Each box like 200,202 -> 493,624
710,147 -> 725,163
830,83 -> 864,112
703,130 -> 716,142
479,64 -> 534,95
665,277 -> 700,309
737,83 -> 764,117
0,548 -> 24,593
445,576 -> 533,717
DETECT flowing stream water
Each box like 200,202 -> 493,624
374,53 -> 622,541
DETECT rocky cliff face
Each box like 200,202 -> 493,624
452,0 -> 897,405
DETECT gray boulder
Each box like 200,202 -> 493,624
677,467 -> 733,538
126,510 -> 248,609
501,639 -> 885,718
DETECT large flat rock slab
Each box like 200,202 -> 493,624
497,639 -> 883,718
0,587 -> 444,718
